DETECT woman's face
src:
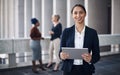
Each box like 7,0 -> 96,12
72,6 -> 86,24
52,16 -> 57,22
35,22 -> 40,27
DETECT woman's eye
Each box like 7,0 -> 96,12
74,12 -> 78,15
79,11 -> 84,14
73,11 -> 84,15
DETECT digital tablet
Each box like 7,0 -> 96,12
62,47 -> 88,59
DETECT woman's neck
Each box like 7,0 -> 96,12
75,23 -> 84,33
53,21 -> 59,26
33,25 -> 37,28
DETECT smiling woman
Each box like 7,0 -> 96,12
59,4 -> 100,75
71,4 -> 86,33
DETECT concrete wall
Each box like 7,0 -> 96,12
34,0 -> 42,31
24,0 -> 32,37
1,0 -> 120,38
8,0 -> 15,38
55,0 -> 67,31
41,0 -> 53,37
87,0 -> 109,34
67,0 -> 84,27
112,0 -> 120,34
0,0 -> 1,38
18,0 -> 24,37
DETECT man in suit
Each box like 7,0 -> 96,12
59,4 -> 100,75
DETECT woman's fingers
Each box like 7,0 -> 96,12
81,53 -> 91,63
60,52 -> 69,60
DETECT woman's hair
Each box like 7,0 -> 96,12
71,4 -> 86,14
31,18 -> 38,25
52,14 -> 60,21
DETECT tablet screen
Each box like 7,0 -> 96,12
62,47 -> 88,59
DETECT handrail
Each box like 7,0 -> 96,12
0,34 -> 120,54
99,34 -> 120,46
0,34 -> 120,68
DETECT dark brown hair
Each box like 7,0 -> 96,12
71,4 -> 86,14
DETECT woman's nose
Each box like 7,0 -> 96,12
76,13 -> 80,17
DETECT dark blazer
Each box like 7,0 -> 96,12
59,25 -> 100,73
50,23 -> 62,41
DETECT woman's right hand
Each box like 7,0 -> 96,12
49,31 -> 54,35
60,52 -> 69,60
41,37 -> 44,40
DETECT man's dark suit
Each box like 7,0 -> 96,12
59,25 -> 100,73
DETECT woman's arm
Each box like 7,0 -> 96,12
59,29 -> 68,60
91,30 -> 100,64
31,37 -> 41,40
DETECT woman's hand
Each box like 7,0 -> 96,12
49,31 -> 54,35
81,53 -> 92,63
41,37 -> 44,40
60,52 -> 69,60
32,37 -> 41,40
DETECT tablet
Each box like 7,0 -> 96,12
62,47 -> 88,59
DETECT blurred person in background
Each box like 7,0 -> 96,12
47,14 -> 62,72
30,18 -> 46,73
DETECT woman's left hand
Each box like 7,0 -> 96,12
41,37 -> 44,40
81,53 -> 92,63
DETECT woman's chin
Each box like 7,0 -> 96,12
76,21 -> 83,24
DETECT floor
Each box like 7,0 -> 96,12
0,54 -> 120,75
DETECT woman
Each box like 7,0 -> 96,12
59,4 -> 100,75
30,18 -> 45,73
47,14 -> 62,71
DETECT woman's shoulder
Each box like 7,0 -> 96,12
31,26 -> 36,30
30,26 -> 38,32
86,26 -> 97,32
64,25 -> 75,31
61,25 -> 74,36
85,26 -> 98,34
57,22 -> 62,27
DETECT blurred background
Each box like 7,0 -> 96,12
0,0 -> 120,72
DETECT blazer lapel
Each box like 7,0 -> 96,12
83,26 -> 91,53
70,25 -> 75,47
83,26 -> 88,48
